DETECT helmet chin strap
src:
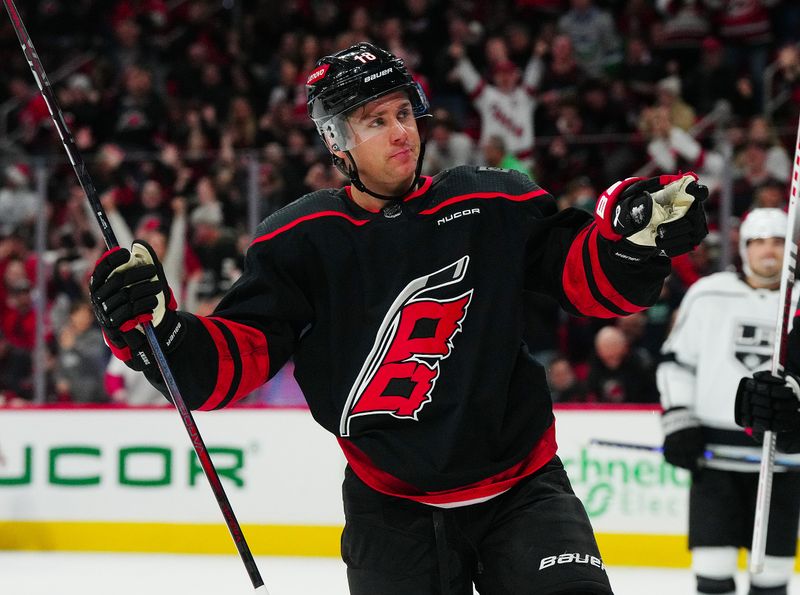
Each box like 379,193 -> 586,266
347,142 -> 428,202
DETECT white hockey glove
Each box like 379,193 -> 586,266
594,172 -> 709,262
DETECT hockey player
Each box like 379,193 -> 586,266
88,42 -> 708,594
658,208 -> 800,595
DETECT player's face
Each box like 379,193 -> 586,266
342,91 -> 420,194
746,236 -> 784,279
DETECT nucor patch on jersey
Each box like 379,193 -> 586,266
734,321 -> 774,370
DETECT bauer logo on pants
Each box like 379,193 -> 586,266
339,257 -> 472,437
539,553 -> 606,572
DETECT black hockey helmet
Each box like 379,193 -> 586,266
306,42 -> 431,200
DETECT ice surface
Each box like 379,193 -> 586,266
0,552 -> 797,594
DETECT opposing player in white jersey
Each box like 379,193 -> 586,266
658,208 -> 800,595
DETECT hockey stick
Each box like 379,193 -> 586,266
1,2 -> 270,592
589,439 -> 800,470
750,116 -> 800,573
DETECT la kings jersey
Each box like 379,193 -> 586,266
658,271 -> 800,471
147,166 -> 669,505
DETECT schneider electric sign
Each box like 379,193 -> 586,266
557,410 -> 690,535
0,444 -> 245,488
564,447 -> 689,520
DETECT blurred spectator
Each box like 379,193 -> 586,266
652,0 -> 710,73
586,325 -> 659,403
578,78 -> 636,181
7,75 -> 51,149
1,272 -> 36,351
423,110 -> 478,174
746,116 -> 791,183
671,232 -> 721,290
111,64 -> 167,150
536,100 -> 603,193
0,164 -> 38,237
751,180 -> 787,210
732,140 -> 784,216
618,36 -> 666,111
556,176 -> 595,212
654,75 -> 696,132
54,300 -> 108,404
547,356 -> 590,402
190,198 -> 240,298
614,312 -> 655,369
770,43 -> 800,126
639,106 -> 725,195
557,0 -> 622,77
534,34 -> 587,135
481,135 -> 531,177
702,0 -> 779,107
0,328 -> 33,404
58,73 -> 102,146
682,36 -> 756,119
448,38 -> 542,166
105,356 -> 166,405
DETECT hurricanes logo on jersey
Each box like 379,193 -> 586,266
339,256 -> 472,437
734,321 -> 774,370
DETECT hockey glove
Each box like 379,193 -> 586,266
661,406 -> 705,472
594,173 -> 709,262
89,240 -> 185,372
735,371 -> 800,433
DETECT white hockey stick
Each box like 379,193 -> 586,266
750,117 -> 800,573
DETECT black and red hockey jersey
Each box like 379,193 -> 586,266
147,166 -> 670,506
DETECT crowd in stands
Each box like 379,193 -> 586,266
0,0 -> 799,406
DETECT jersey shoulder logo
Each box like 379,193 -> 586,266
339,257 -> 472,437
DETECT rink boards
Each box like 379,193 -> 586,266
0,405 -> 778,567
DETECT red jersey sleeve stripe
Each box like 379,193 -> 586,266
586,226 -> 647,314
420,188 -> 548,215
469,80 -> 486,101
562,225 -> 617,318
208,317 -> 270,406
250,211 -> 370,245
197,317 -> 235,410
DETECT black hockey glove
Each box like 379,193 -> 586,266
735,371 -> 800,433
661,406 -> 705,472
594,173 -> 708,263
89,240 -> 185,372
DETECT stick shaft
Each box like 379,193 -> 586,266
751,116 -> 800,573
2,2 -> 268,591
590,439 -> 800,469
